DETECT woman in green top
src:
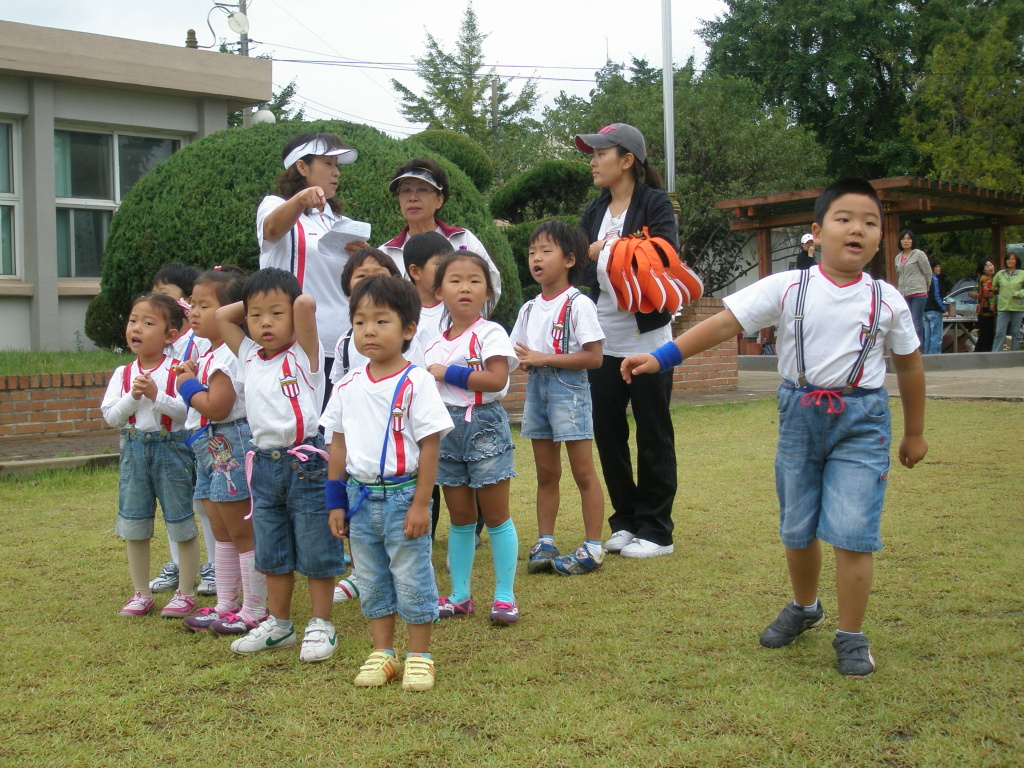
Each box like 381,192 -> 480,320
990,252 -> 1024,351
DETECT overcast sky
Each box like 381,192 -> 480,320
2,0 -> 725,138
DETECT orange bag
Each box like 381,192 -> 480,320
606,227 -> 704,314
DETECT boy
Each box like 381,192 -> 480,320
216,267 -> 345,663
622,178 -> 927,677
321,276 -> 453,691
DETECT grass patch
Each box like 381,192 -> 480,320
1,398 -> 1021,766
0,350 -> 132,376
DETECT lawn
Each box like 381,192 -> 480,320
1,398 -> 1021,767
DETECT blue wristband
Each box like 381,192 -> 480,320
177,377 -> 208,408
325,479 -> 349,512
651,341 -> 684,371
443,365 -> 474,389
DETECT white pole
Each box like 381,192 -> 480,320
661,0 -> 675,193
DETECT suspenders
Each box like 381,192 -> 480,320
521,291 -> 579,355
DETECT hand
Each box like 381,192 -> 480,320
620,353 -> 659,383
344,240 -> 371,254
588,240 -> 604,262
328,508 -> 348,539
404,502 -> 430,538
515,343 -> 548,368
175,359 -> 197,383
427,363 -> 447,382
295,185 -> 327,212
899,434 -> 928,468
132,374 -> 157,401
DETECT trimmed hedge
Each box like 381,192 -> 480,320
411,129 -> 494,191
489,160 -> 594,224
93,120 -> 520,348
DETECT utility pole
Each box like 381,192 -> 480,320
661,0 -> 675,196
491,78 -> 499,149
239,0 -> 251,126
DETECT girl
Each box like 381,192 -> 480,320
175,267 -> 268,636
510,221 -> 605,575
149,262 -> 216,598
422,252 -> 521,626
970,258 -> 997,353
101,294 -> 199,618
894,229 -> 931,346
575,123 -> 678,559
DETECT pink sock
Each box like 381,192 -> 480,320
214,541 -> 240,613
238,551 -> 267,623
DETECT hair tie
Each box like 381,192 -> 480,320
176,298 -> 191,318
214,265 -> 223,271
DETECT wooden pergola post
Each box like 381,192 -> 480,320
757,227 -> 772,279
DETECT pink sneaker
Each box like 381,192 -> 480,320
437,596 -> 474,619
489,601 -> 519,627
211,611 -> 268,636
182,604 -> 241,632
160,591 -> 196,618
119,592 -> 155,617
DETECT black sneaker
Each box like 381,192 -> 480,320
833,632 -> 876,677
759,600 -> 825,648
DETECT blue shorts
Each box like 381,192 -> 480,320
248,435 -> 345,578
116,428 -> 197,542
520,366 -> 594,442
437,401 -> 516,488
192,418 -> 252,503
347,482 -> 439,625
774,383 -> 892,552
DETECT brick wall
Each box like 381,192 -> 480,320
0,372 -> 110,439
0,298 -> 736,441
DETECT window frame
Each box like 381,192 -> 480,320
0,117 -> 21,279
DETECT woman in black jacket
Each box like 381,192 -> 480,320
575,123 -> 678,559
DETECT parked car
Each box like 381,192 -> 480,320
943,279 -> 978,318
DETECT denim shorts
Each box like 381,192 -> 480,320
192,418 -> 252,503
437,401 -> 516,488
116,429 -> 198,542
520,366 -> 594,442
774,382 -> 892,552
248,435 -> 345,578
347,482 -> 439,625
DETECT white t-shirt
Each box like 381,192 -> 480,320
421,317 -> 519,407
408,301 -> 446,368
593,207 -> 672,356
320,364 -> 453,481
101,356 -> 187,432
166,331 -> 210,363
724,266 -> 919,389
257,195 -> 350,357
236,337 -> 325,450
509,286 -> 604,356
184,343 -> 247,430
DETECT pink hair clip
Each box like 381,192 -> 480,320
176,298 -> 191,318
214,265 -> 223,270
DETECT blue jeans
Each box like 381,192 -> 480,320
992,311 -> 1023,351
192,418 -> 251,502
774,383 -> 891,552
116,429 -> 197,541
520,366 -> 594,442
347,482 -> 438,625
905,294 -> 927,346
923,311 -> 944,354
437,401 -> 516,488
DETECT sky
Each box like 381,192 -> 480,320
1,0 -> 725,138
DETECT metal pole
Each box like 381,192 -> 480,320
239,0 -> 251,126
661,0 -> 675,194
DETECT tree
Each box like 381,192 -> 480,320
542,59 -> 827,293
227,78 -> 305,129
391,2 -> 542,179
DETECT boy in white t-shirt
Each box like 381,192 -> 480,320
321,276 -> 453,691
622,178 -> 928,678
217,267 -> 346,664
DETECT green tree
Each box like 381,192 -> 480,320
903,17 -> 1024,190
391,2 -> 542,179
543,59 -> 827,293
228,78 -> 305,129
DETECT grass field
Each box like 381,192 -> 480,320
2,398 -> 1021,767
0,350 -> 132,376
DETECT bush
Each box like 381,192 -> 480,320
410,129 -> 494,191
503,217 -> 582,295
99,120 -> 521,333
84,294 -> 127,352
489,160 -> 594,224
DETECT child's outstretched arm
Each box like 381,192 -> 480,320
292,294 -> 320,373
217,302 -> 246,356
890,350 -> 928,468
621,309 -> 744,382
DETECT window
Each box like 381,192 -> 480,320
54,129 -> 179,277
0,121 -> 15,276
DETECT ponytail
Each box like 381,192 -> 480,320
640,159 -> 664,191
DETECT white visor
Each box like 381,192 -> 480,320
388,169 -> 442,195
283,139 -> 358,170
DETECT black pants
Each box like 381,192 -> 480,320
589,355 -> 677,546
975,313 -> 996,353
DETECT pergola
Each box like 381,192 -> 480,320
715,176 -> 1024,282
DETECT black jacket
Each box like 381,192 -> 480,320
579,183 -> 679,333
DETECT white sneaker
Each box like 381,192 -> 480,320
620,538 -> 674,558
604,530 -> 636,554
230,615 -> 296,654
333,576 -> 359,603
299,618 -> 338,663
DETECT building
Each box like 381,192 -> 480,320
0,20 -> 271,350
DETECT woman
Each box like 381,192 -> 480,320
969,258 -> 997,353
922,258 -> 946,354
894,229 -> 931,346
379,157 -> 501,303
257,132 -> 368,386
576,123 -> 677,559
990,251 -> 1024,351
